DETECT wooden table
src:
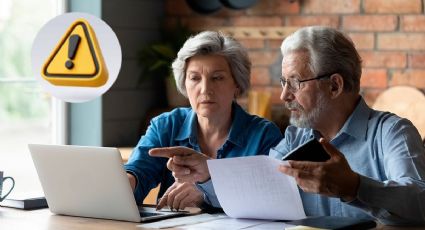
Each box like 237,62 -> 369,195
1,207 -> 423,230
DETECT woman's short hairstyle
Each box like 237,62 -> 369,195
172,31 -> 251,97
280,26 -> 362,93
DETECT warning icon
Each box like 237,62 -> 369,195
41,18 -> 108,87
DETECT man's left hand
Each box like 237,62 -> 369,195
279,138 -> 360,201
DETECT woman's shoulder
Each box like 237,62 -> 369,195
234,104 -> 279,129
232,105 -> 282,141
151,107 -> 193,124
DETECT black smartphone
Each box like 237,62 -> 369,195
282,138 -> 330,162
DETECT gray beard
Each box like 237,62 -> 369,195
286,93 -> 327,128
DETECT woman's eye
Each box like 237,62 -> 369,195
212,75 -> 224,81
188,75 -> 200,81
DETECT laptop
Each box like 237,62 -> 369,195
28,144 -> 188,222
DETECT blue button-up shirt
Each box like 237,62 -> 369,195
270,98 -> 425,225
125,103 -> 283,206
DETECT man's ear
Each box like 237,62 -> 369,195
329,74 -> 344,98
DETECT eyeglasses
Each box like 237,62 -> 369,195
279,74 -> 332,93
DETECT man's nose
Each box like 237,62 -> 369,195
280,84 -> 294,102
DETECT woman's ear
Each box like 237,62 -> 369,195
329,74 -> 344,98
234,87 -> 240,99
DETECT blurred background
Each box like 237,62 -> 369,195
1,0 -> 425,195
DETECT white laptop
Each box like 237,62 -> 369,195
28,144 -> 188,222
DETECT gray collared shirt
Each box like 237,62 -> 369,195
270,97 -> 425,225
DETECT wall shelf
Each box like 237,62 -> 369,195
199,26 -> 300,39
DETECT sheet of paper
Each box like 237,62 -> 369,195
183,216 -> 270,230
207,155 -> 306,220
138,213 -> 227,229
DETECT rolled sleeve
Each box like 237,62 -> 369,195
195,179 -> 221,208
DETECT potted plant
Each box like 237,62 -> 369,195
138,24 -> 192,107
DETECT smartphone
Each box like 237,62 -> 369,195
282,138 -> 330,162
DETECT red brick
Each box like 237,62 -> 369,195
343,15 -> 397,32
285,16 -> 339,28
214,7 -> 245,17
361,89 -> 383,107
364,0 -> 421,14
391,70 -> 425,88
378,33 -> 425,50
359,51 -> 407,68
231,16 -> 282,27
303,0 -> 360,14
275,0 -> 301,14
348,33 -> 374,50
247,0 -> 300,15
401,16 -> 425,32
251,67 -> 271,85
360,69 -> 388,88
249,51 -> 280,66
269,39 -> 284,50
409,53 -> 425,68
165,0 -> 193,16
239,39 -> 265,49
180,17 -> 228,29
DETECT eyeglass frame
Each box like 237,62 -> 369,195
279,73 -> 334,92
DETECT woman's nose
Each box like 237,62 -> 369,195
200,79 -> 212,95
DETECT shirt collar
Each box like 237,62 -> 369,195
175,102 -> 248,148
227,102 -> 249,147
336,96 -> 370,141
175,108 -> 197,144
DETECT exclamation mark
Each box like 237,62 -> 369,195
65,34 -> 81,69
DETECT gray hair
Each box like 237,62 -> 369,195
281,26 -> 362,93
172,31 -> 251,97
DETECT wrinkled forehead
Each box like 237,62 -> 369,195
281,51 -> 312,77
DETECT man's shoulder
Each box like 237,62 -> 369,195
369,109 -> 408,127
368,109 -> 419,138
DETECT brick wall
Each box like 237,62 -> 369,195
165,0 -> 425,125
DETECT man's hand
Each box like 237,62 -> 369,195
279,138 -> 360,201
149,146 -> 211,183
156,182 -> 203,211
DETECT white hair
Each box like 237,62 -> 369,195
172,31 -> 251,97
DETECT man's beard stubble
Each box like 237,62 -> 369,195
285,92 -> 327,128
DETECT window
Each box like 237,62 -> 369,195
0,0 -> 65,195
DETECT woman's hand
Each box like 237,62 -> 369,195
156,182 -> 203,211
149,146 -> 211,183
127,173 -> 136,191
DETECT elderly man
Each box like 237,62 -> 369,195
151,26 -> 425,226
273,26 -> 425,225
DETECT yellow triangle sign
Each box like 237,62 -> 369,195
41,18 -> 108,87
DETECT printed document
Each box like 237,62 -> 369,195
207,155 -> 306,220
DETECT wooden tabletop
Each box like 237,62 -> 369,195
0,207 -> 143,230
1,207 -> 424,230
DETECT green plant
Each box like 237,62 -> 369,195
138,24 -> 193,84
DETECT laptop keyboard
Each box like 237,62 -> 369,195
139,211 -> 162,217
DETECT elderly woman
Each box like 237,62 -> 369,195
125,31 -> 282,211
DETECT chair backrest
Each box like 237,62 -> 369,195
373,86 -> 425,141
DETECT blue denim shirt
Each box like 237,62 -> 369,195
125,102 -> 283,206
270,98 -> 425,225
